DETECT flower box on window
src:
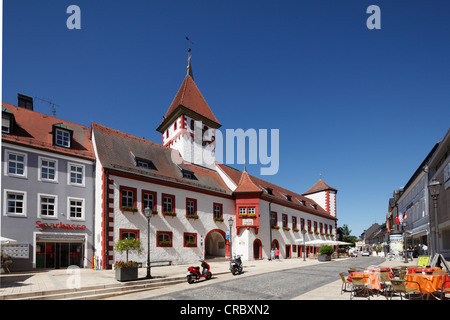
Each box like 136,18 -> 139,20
213,217 -> 224,222
158,240 -> 172,247
248,213 -> 257,218
163,211 -> 177,217
282,227 -> 291,231
186,214 -> 199,220
120,206 -> 138,213
293,228 -> 299,232
239,213 -> 248,218
185,241 -> 196,247
272,226 -> 280,230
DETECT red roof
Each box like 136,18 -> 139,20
234,171 -> 263,194
2,102 -> 94,160
157,75 -> 221,132
217,163 -> 335,219
92,122 -> 232,196
302,179 -> 337,195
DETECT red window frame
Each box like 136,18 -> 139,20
307,220 -> 312,232
282,214 -> 288,228
300,218 -> 305,231
314,221 -> 318,233
271,211 -> 278,227
142,189 -> 157,212
183,232 -> 197,247
292,216 -> 297,230
156,231 -> 173,247
119,185 -> 137,208
119,229 -> 140,240
162,193 -> 175,213
213,203 -> 223,219
186,198 -> 197,217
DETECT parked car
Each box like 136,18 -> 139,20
362,251 -> 370,256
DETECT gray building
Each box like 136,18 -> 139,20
1,97 -> 95,270
427,129 -> 450,259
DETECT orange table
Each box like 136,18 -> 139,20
405,273 -> 447,294
348,272 -> 381,290
407,267 -> 441,274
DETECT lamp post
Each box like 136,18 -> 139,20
143,207 -> 152,279
428,178 -> 441,256
301,228 -> 307,261
228,217 -> 233,260
403,221 -> 409,264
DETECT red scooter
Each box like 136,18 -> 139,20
186,259 -> 212,284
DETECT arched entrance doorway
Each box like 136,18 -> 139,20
205,229 -> 228,259
253,239 -> 262,260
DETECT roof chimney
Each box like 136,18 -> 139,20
17,94 -> 33,110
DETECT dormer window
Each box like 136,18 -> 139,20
296,198 -> 306,206
52,123 -> 73,148
2,107 -> 14,134
280,192 -> 292,201
182,170 -> 196,180
136,158 -> 157,170
177,164 -> 197,180
260,185 -> 274,195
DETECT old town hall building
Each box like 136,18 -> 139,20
2,58 -> 338,271
91,61 -> 338,269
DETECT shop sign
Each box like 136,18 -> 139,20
36,220 -> 86,231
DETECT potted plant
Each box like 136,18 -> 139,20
114,238 -> 143,281
318,244 -> 334,262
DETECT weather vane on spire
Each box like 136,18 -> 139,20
186,36 -> 194,79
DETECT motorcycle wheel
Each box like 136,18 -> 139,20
231,267 -> 238,275
187,275 -> 194,284
206,272 -> 212,280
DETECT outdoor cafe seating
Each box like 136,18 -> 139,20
344,265 -> 450,300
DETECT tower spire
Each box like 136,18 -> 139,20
186,36 -> 194,80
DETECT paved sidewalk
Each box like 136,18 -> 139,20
0,256 -> 420,299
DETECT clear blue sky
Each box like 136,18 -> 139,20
2,1 -> 450,237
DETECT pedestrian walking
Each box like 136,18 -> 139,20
271,248 -> 275,260
407,245 -> 414,261
275,248 -> 280,260
422,244 -> 428,256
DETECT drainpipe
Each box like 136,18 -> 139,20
268,200 -> 273,261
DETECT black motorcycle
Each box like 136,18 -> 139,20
229,254 -> 243,275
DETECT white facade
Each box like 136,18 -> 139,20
163,115 -> 217,170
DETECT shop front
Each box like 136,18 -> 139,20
34,232 -> 88,269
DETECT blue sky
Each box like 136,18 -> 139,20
2,1 -> 450,237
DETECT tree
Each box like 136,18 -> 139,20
114,238 -> 143,262
337,224 -> 357,245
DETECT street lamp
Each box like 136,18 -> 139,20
301,229 -> 307,261
143,207 -> 152,279
428,178 -> 441,255
228,217 -> 233,260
